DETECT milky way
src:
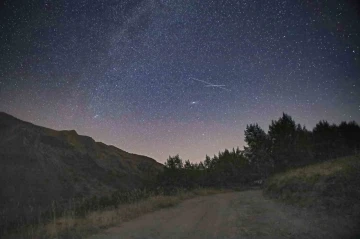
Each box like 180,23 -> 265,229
1,0 -> 359,162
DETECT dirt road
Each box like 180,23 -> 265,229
89,190 -> 358,239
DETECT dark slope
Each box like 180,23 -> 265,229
0,112 -> 163,225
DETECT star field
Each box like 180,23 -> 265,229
1,0 -> 359,162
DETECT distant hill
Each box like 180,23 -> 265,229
0,112 -> 163,226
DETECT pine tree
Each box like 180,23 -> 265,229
244,123 -> 272,177
268,113 -> 297,171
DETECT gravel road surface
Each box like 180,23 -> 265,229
89,190 -> 358,239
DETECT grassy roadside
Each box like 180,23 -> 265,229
4,188 -> 229,239
263,154 -> 360,216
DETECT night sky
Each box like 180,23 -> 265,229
1,0 -> 359,163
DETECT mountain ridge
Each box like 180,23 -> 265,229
0,111 -> 155,159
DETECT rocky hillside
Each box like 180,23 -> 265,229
0,112 -> 163,226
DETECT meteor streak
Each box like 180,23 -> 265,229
189,77 -> 231,91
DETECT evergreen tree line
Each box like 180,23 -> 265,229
156,113 -> 360,190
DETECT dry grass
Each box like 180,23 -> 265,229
264,154 -> 360,212
13,188 -> 228,239
271,155 -> 358,182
